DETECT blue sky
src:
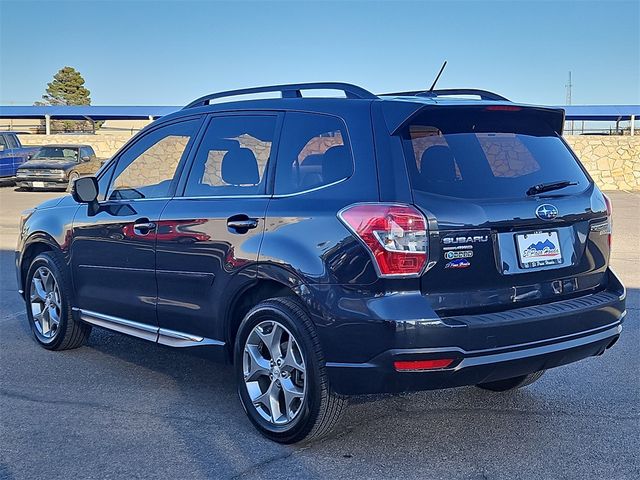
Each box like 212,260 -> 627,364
1,0 -> 638,106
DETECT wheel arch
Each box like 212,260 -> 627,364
19,234 -> 62,297
224,266 -> 312,361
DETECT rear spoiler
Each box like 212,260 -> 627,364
382,102 -> 566,136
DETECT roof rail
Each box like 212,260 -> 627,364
380,88 -> 510,102
184,82 -> 378,109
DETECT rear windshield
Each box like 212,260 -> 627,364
401,109 -> 589,199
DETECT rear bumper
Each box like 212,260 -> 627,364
328,318 -> 623,394
323,269 -> 626,395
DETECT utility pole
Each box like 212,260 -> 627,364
565,71 -> 574,134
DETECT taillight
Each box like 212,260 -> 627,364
338,203 -> 428,277
603,193 -> 613,248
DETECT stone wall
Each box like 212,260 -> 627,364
113,135 -> 189,190
564,136 -> 640,191
17,133 -> 640,191
18,133 -> 131,160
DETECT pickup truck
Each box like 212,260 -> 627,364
0,132 -> 39,181
16,144 -> 102,191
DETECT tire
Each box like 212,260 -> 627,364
25,251 -> 91,350
234,297 -> 347,444
476,370 -> 545,392
66,172 -> 80,192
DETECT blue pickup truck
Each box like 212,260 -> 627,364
0,132 -> 39,181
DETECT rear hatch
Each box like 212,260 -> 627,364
398,105 -> 611,314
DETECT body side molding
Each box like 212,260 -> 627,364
72,308 -> 225,347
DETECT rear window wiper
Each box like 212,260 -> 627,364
526,180 -> 577,196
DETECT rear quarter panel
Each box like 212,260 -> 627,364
258,104 -> 380,286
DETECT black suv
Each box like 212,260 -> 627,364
16,83 -> 626,443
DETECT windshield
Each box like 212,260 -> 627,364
401,109 -> 589,199
34,147 -> 78,161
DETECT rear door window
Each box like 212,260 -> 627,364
401,109 -> 589,199
183,115 -> 277,197
274,112 -> 353,195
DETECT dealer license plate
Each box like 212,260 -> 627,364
516,230 -> 562,269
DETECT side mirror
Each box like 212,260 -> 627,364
72,176 -> 99,204
27,154 -> 33,160
81,156 -> 91,162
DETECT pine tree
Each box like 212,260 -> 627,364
37,67 -> 96,132
41,66 -> 91,106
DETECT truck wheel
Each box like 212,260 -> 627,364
476,370 -> 545,392
67,172 -> 80,192
25,251 -> 91,350
235,297 -> 347,444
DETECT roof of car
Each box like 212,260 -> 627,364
151,83 -> 566,136
39,144 -> 92,149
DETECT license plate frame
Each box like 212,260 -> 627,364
32,181 -> 45,188
515,230 -> 563,269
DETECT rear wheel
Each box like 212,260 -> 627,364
235,297 -> 347,444
476,370 -> 545,392
25,252 -> 91,350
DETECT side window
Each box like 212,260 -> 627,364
80,147 -> 94,158
184,115 -> 276,197
6,135 -> 19,149
0,135 -> 8,149
107,119 -> 199,201
274,112 -> 353,195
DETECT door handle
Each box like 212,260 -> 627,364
227,217 -> 258,232
133,220 -> 156,235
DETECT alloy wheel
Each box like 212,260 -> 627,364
29,266 -> 62,340
243,320 -> 306,425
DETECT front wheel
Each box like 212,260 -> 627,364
66,171 -> 80,192
25,252 -> 91,350
234,297 -> 347,444
476,370 -> 546,392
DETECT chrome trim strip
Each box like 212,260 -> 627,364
177,194 -> 270,200
73,308 -> 225,348
158,328 -> 224,348
271,177 -> 349,198
156,269 -> 215,278
74,308 -> 158,342
99,197 -> 173,204
100,178 -> 349,202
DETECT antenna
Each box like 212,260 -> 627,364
428,61 -> 447,92
565,71 -> 573,134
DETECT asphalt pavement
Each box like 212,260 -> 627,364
0,186 -> 638,480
